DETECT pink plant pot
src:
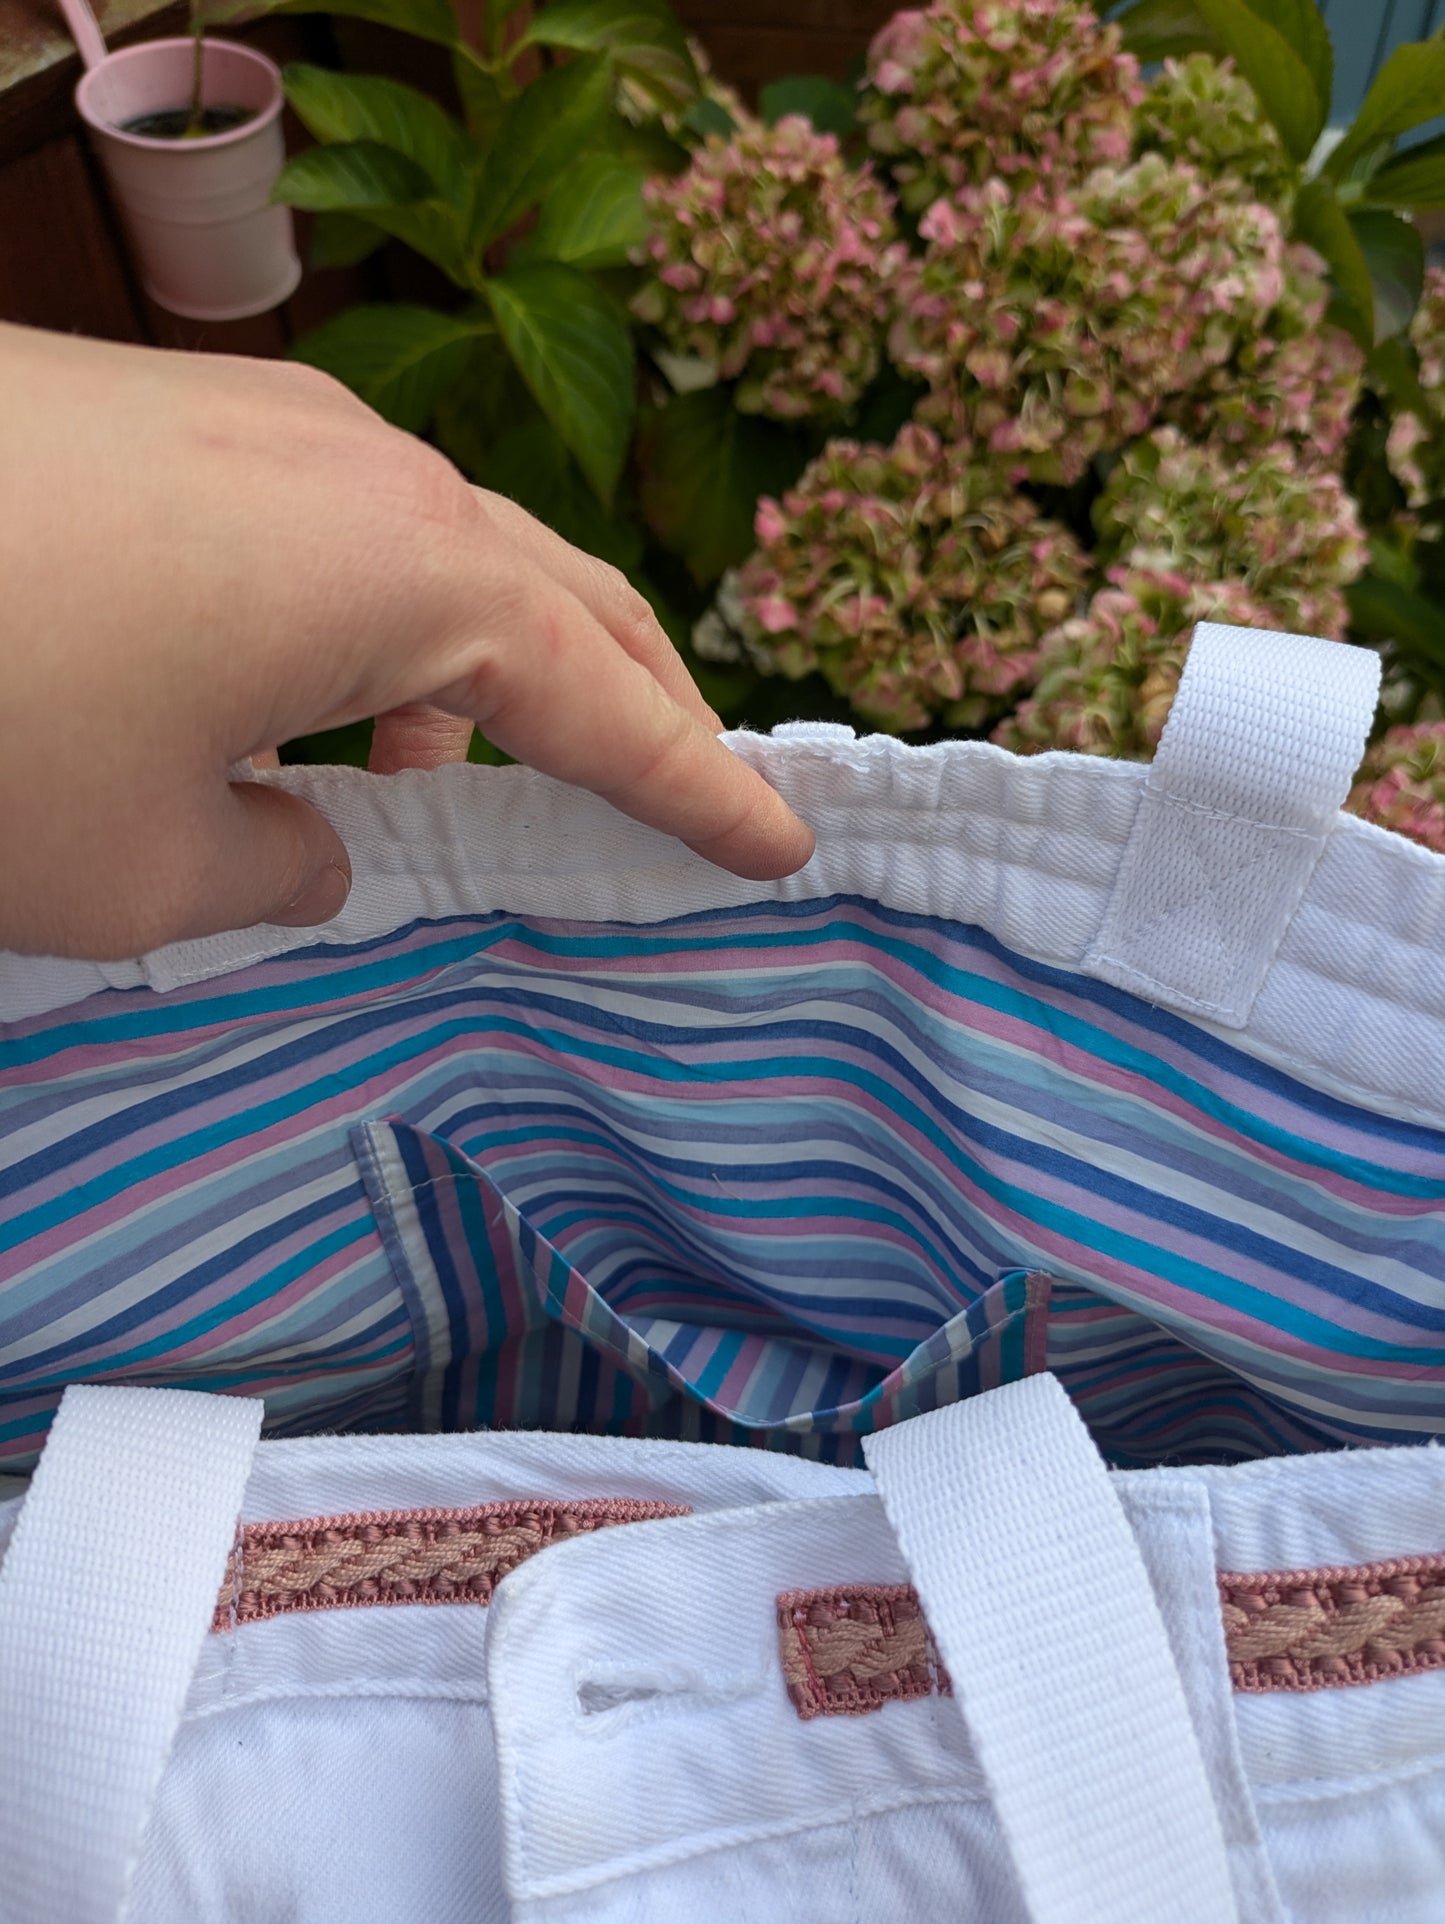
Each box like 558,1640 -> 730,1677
75,39 -> 301,322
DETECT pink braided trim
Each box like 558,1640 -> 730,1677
213,1498 -> 688,1631
777,1583 -> 951,1720
777,1550 -> 1445,1719
1220,1552 -> 1445,1693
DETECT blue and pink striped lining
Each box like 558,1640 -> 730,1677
1,894 -> 1442,1472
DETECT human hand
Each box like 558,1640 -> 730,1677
0,322 -> 814,961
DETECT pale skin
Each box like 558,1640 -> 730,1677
0,321 -> 815,960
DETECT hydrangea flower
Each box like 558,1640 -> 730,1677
721,424 -> 1088,731
993,569 -> 1281,757
889,156 -> 1286,484
633,116 -> 906,420
1135,54 -> 1296,214
1163,245 -> 1362,472
1347,722 -> 1445,852
861,0 -> 1141,210
1094,426 -> 1366,637
1386,265 -> 1445,506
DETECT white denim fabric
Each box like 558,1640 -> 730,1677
0,1379 -> 1441,1924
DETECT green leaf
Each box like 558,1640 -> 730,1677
484,263 -> 635,502
1247,0 -> 1331,126
452,48 -> 508,146
1115,0 -> 1326,158
519,0 -> 699,108
1350,208 -> 1425,342
1293,176 -> 1374,348
485,417 -> 645,571
682,97 -> 736,140
282,65 -> 475,208
1197,0 -> 1327,160
758,75 -> 858,137
264,0 -> 458,46
1362,131 -> 1445,211
307,210 -> 384,269
1115,0 -> 1224,63
470,56 -> 613,249
518,155 -> 650,268
1327,40 -> 1445,181
635,387 -> 808,584
273,140 -> 432,213
1369,335 -> 1431,418
289,306 -> 487,433
1347,573 -> 1445,678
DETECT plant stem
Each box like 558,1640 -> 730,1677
185,1 -> 205,139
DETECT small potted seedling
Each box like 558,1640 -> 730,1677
63,0 -> 300,320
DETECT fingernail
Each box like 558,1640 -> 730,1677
268,859 -> 352,928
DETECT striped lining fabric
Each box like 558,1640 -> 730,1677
2,895 -> 1444,1472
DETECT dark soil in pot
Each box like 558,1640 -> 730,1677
119,105 -> 257,139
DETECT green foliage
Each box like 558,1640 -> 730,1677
1324,39 -> 1445,183
276,0 -> 696,545
307,209 -> 384,268
517,156 -> 652,269
759,76 -> 859,138
1367,133 -> 1445,211
273,0 -> 1445,757
470,57 -> 614,249
1117,0 -> 1445,353
282,65 -> 474,206
1117,0 -> 1329,159
636,388 -> 809,583
289,306 -> 488,431
518,0 -> 699,109
266,0 -> 459,45
485,264 -> 635,502
274,138 -> 432,212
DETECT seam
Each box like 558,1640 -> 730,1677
506,1785 -> 988,1904
1251,1746 -> 1445,1807
1148,790 -> 1322,838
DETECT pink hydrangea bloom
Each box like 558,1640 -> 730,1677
634,116 -> 906,421
1386,266 -> 1445,507
1135,54 -> 1296,214
1348,723 -> 1445,852
1163,245 -> 1362,471
994,569 -> 1280,757
731,424 -> 1088,731
1094,426 -> 1366,638
890,156 -> 1287,484
861,0 -> 1142,210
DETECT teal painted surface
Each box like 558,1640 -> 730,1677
1320,0 -> 1445,129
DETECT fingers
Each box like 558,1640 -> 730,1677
431,569 -> 815,881
473,491 -> 723,730
179,782 -> 353,941
369,704 -> 475,774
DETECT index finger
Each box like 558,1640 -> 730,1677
430,561 -> 816,881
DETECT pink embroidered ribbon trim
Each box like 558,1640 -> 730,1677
777,1584 -> 951,1721
1220,1553 -> 1445,1693
777,1554 -> 1445,1719
213,1498 -> 688,1631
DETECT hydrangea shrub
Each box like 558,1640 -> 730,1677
727,424 -> 1087,728
1387,267 -> 1445,509
634,115 -> 907,420
1348,723 -> 1445,851
633,0 -> 1440,847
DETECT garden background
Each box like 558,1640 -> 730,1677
6,0 -> 1445,844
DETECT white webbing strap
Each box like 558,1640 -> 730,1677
864,1375 -> 1238,1924
0,1386 -> 263,1924
1085,622 -> 1380,1027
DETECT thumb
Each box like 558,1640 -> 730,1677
179,780 -> 352,940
